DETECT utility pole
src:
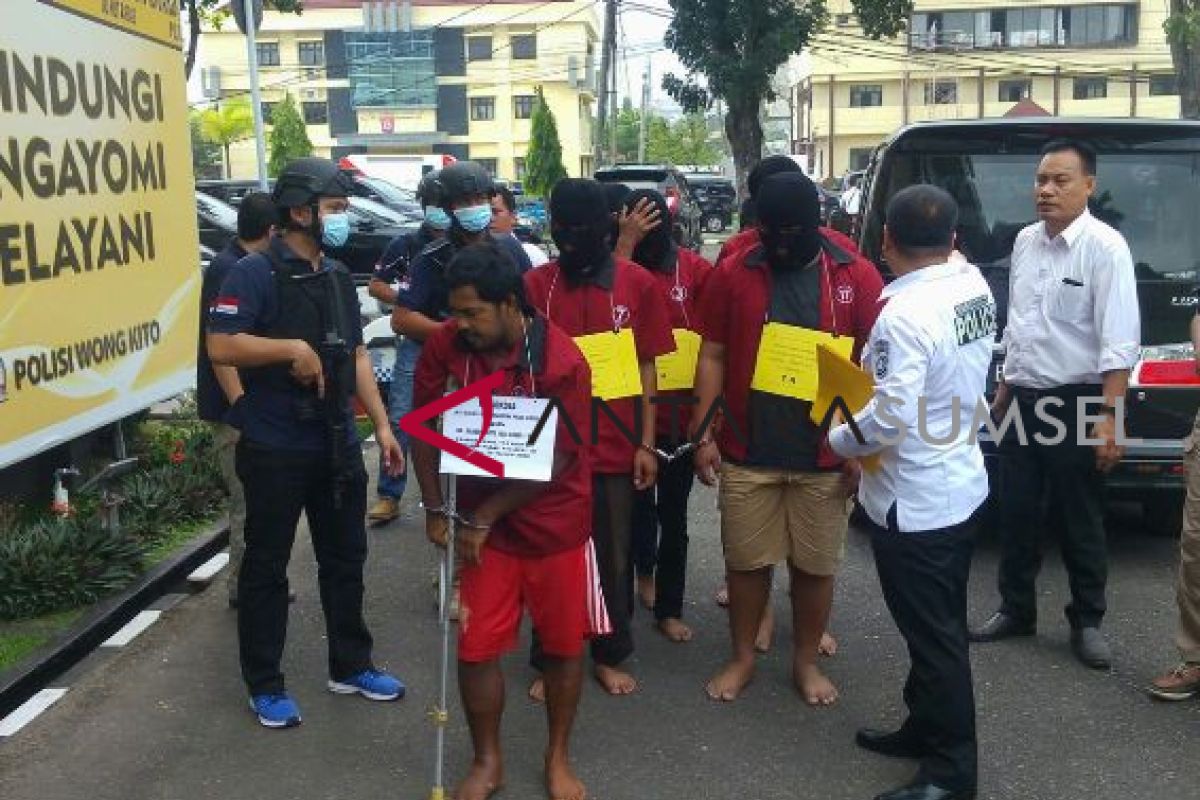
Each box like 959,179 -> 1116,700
241,0 -> 268,189
594,0 -> 617,169
638,58 -> 650,162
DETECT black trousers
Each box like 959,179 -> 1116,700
868,507 -> 978,793
533,474 -> 634,670
236,440 -> 374,696
998,388 -> 1107,629
631,438 -> 697,621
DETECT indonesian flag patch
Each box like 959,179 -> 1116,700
212,297 -> 240,316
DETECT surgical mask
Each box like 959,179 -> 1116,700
425,206 -> 452,231
321,213 -> 351,248
454,204 -> 493,234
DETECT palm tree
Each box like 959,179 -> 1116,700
198,99 -> 254,179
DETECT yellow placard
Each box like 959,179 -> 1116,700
655,329 -> 701,391
750,323 -> 854,401
809,343 -> 881,474
574,329 -> 643,400
0,2 -> 199,469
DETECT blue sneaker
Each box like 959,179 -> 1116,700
328,668 -> 405,701
249,693 -> 301,728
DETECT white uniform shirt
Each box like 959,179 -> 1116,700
522,240 -> 550,268
1001,210 -> 1140,389
829,261 -> 995,533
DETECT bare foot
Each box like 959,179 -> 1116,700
818,632 -> 838,657
637,574 -> 656,610
705,659 -> 755,702
528,676 -> 546,704
545,753 -> 587,800
714,582 -> 729,607
454,758 -> 505,800
593,664 -> 637,696
755,607 -> 775,654
656,617 -> 693,643
794,661 -> 839,707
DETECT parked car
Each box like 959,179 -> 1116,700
194,188 -> 419,281
857,117 -> 1200,534
345,173 -> 424,217
594,164 -> 704,250
686,175 -> 737,233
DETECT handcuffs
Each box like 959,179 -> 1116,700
639,438 -> 712,463
419,502 -> 490,531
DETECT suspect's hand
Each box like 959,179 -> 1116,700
456,527 -> 489,567
633,447 -> 659,491
425,512 -> 449,549
378,430 -> 405,477
694,440 -> 721,487
620,198 -> 663,245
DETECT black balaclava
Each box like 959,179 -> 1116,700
551,179 -> 612,281
604,182 -> 632,249
624,189 -> 673,271
756,172 -> 823,271
748,155 -> 803,201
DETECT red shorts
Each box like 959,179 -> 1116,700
458,542 -> 596,663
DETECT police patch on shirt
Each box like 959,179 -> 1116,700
874,339 -> 890,380
953,296 -> 997,346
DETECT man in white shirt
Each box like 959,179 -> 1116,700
830,185 -> 991,800
490,185 -> 550,268
970,140 -> 1140,670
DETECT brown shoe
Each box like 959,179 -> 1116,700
367,497 -> 400,524
1149,663 -> 1200,701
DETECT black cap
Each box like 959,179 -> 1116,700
272,157 -> 352,208
436,161 -> 494,206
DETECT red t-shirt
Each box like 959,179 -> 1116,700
696,228 -> 885,468
412,315 -> 593,557
524,257 -> 676,474
642,248 -> 713,441
715,228 -> 759,268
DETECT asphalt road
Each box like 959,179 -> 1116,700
0,461 -> 1196,800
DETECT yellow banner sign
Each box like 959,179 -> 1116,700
0,1 -> 199,468
41,0 -> 183,49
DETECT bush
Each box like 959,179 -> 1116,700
0,517 -> 145,621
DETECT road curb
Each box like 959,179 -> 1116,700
0,522 -> 230,720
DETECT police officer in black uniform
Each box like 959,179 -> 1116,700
207,157 -> 406,729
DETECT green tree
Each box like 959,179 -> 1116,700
645,116 -> 674,163
268,94 -> 313,177
197,98 -> 254,179
524,87 -> 569,197
615,106 -> 643,163
668,114 -> 721,167
190,112 -> 224,180
184,0 -> 304,78
664,0 -> 825,198
1164,2 -> 1200,117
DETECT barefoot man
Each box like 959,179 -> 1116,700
693,172 -> 883,705
410,245 -> 597,800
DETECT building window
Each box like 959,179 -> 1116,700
514,94 -> 537,119
848,147 -> 873,171
511,34 -> 537,60
470,96 -> 496,121
302,101 -> 328,125
849,84 -> 883,108
515,157 -> 527,181
998,79 -> 1032,102
911,4 -> 1135,50
1073,76 -> 1108,100
256,42 -> 280,66
346,31 -> 437,108
1150,73 -> 1179,96
835,14 -> 851,26
924,80 -> 958,105
298,41 -> 324,67
475,158 -> 499,177
467,36 -> 493,62
1063,5 -> 1136,47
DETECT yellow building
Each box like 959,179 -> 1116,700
797,0 -> 1181,180
197,0 -> 600,181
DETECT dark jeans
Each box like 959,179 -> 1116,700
869,506 -> 978,793
998,387 -> 1108,629
632,438 -> 696,620
236,440 -> 374,696
533,474 -> 634,669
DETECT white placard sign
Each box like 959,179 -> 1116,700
439,396 -> 557,481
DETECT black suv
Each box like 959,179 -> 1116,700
858,118 -> 1200,534
594,165 -> 704,250
686,175 -> 737,233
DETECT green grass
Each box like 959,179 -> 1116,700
356,418 -> 375,442
143,517 -> 217,566
0,609 -> 85,673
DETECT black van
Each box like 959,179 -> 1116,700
858,118 -> 1200,534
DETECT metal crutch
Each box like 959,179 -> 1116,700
430,471 -> 457,800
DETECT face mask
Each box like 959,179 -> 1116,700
321,212 -> 351,248
453,204 -> 494,234
425,207 -> 452,231
553,223 -> 610,279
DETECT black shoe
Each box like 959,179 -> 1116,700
855,728 -> 925,759
968,611 -> 1035,643
1070,627 -> 1112,670
873,781 -> 976,800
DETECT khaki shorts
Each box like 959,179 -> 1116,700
718,463 -> 851,576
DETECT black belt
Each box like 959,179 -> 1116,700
1009,383 -> 1102,405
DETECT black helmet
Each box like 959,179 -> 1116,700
435,161 -> 494,207
273,157 -> 353,208
416,169 -> 443,208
